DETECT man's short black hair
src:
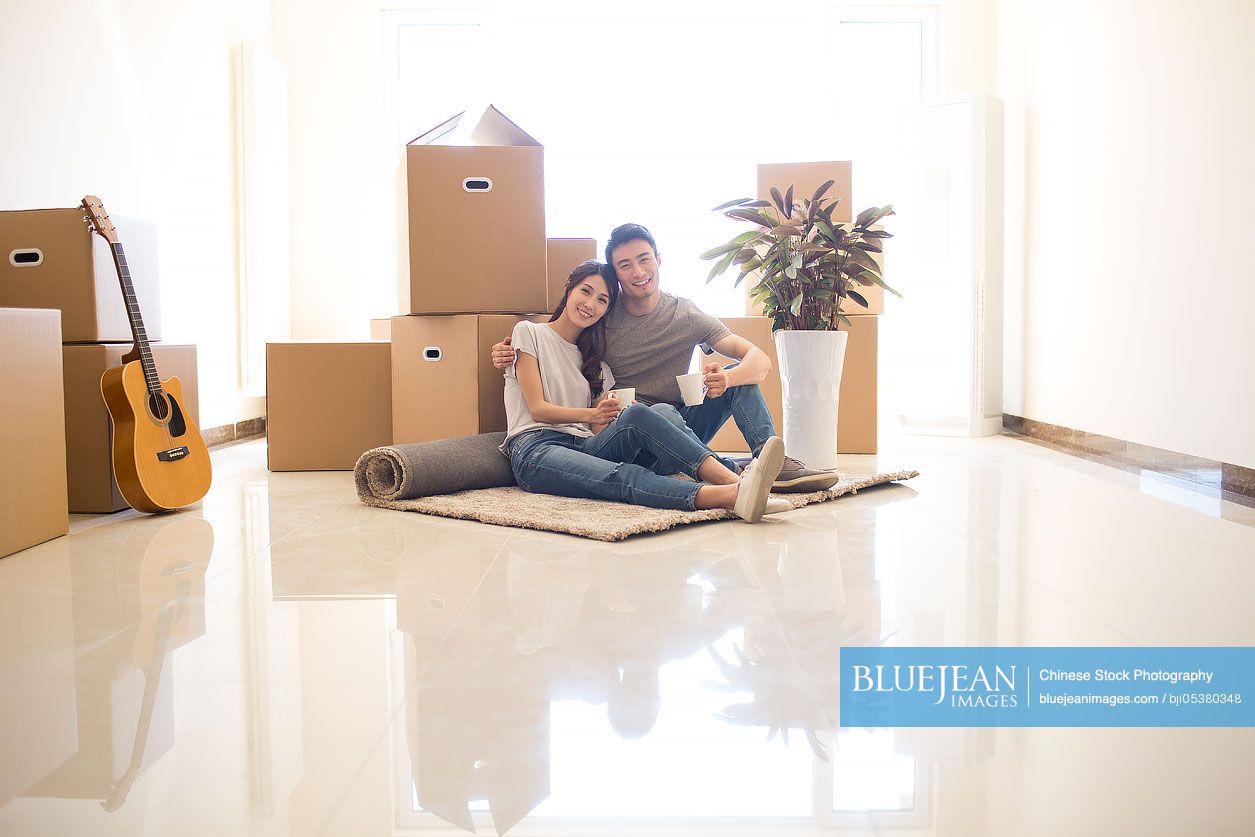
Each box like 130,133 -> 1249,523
605,223 -> 658,268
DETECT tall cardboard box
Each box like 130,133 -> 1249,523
0,209 -> 161,342
62,343 -> 199,513
1,309 -> 68,557
757,161 -> 853,223
267,341 -> 392,471
545,238 -> 598,312
702,316 -> 877,454
400,107 -> 547,315
391,314 -> 546,444
837,315 -> 878,454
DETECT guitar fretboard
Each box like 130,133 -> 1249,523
110,243 -> 161,394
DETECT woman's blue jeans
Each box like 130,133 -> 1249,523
505,403 -> 722,511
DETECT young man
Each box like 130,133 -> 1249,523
493,223 -> 838,492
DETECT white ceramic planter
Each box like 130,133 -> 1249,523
773,329 -> 848,470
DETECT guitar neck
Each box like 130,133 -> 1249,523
108,242 -> 161,393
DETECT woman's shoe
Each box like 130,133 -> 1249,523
764,496 -> 793,515
733,437 -> 785,523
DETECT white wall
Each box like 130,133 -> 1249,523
940,0 -> 998,96
0,0 -> 268,429
997,0 -> 1255,467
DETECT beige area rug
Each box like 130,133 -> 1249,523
358,468 -> 919,542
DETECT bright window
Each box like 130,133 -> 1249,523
386,1 -> 937,316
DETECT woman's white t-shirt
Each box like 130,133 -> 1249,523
501,321 -> 614,448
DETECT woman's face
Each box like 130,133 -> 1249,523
563,273 -> 613,329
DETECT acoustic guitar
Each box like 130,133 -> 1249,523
82,196 -> 212,512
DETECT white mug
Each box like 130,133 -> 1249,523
676,372 -> 705,407
609,387 -> 636,405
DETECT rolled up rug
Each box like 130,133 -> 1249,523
354,432 -> 515,501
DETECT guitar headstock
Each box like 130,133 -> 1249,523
81,195 -> 120,244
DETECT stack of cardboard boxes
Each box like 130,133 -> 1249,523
266,107 -> 595,470
705,161 -> 882,455
0,209 -> 201,519
266,112 -> 884,469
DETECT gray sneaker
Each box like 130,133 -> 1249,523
772,456 -> 840,493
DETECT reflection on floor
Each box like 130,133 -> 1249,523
1,433 -> 1253,836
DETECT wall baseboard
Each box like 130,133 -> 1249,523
204,416 -> 267,449
1002,414 -> 1255,504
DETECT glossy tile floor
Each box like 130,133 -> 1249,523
2,433 -> 1253,837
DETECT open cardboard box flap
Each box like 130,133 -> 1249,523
408,105 -> 541,147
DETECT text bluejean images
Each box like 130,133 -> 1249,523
839,647 -> 1255,727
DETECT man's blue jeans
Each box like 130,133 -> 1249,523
679,380 -> 776,455
635,372 -> 777,473
505,403 -> 723,511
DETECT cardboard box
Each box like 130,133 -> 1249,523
266,341 -> 392,471
1,309 -> 68,558
62,343 -> 199,513
757,161 -> 853,223
838,315 -> 878,454
391,314 -> 546,444
545,238 -> 598,312
370,318 -> 392,340
702,315 -> 877,454
399,107 -> 547,315
0,208 -> 161,342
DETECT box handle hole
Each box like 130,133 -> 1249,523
423,346 -> 442,362
462,177 -> 493,193
9,248 -> 43,267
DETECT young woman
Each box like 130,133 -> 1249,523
501,260 -> 786,522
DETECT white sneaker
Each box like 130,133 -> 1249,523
764,496 -> 793,516
733,437 -> 785,523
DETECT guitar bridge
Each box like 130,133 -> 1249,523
157,447 -> 190,462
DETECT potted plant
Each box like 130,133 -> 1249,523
701,180 -> 896,469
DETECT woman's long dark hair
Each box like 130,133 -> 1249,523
549,259 -> 619,400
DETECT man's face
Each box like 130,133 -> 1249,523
610,239 -> 661,303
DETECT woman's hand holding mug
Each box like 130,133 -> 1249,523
591,395 -> 623,424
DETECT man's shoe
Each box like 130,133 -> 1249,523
763,496 -> 793,515
772,456 -> 841,493
733,437 -> 785,523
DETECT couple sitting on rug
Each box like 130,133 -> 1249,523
495,223 -> 839,523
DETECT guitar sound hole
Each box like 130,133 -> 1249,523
149,393 -> 170,421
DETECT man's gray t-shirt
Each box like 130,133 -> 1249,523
602,293 -> 731,406
502,320 -> 614,449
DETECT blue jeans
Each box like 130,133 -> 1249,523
635,367 -> 777,471
505,403 -> 722,511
